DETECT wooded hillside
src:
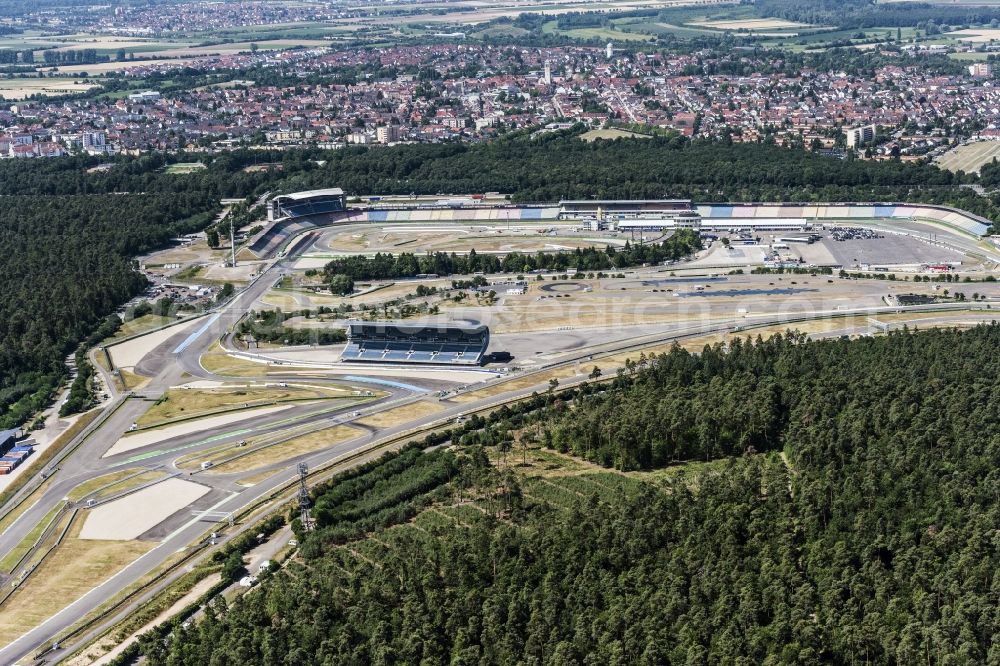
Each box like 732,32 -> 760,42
141,326 -> 1000,664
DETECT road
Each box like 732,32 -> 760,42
1,223 -> 999,663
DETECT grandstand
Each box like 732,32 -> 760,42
695,203 -> 992,237
342,321 -> 490,366
559,199 -> 693,219
268,188 -> 346,221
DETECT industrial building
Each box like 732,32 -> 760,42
342,321 -> 490,365
268,188 -> 347,221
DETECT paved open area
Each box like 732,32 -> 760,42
79,478 -> 210,541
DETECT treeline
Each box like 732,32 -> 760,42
0,132 -> 998,227
0,194 -> 217,428
758,0 -> 1000,29
143,326 -> 1000,664
0,49 -> 32,64
321,232 -> 701,281
236,309 -> 346,346
41,49 -> 101,65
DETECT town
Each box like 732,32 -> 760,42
1,40 -> 998,162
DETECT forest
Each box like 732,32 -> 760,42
0,194 -> 216,428
136,325 -> 1000,664
321,232 -> 701,282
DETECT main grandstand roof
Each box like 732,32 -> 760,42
274,188 -> 344,201
560,199 -> 691,205
347,320 -> 488,338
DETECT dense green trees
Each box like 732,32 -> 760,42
321,232 -> 701,281
0,194 -> 216,428
142,325 -> 1000,664
236,309 -> 346,346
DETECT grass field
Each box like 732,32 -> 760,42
947,28 -> 1000,43
66,469 -> 171,503
688,17 -> 810,30
0,504 -> 63,574
935,141 -> 1000,174
356,400 -> 443,429
236,468 -> 283,486
108,314 -> 174,341
207,424 -> 360,474
0,517 -> 153,647
137,383 -> 350,427
199,343 -> 274,377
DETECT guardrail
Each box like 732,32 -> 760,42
0,395 -> 131,526
0,505 -> 74,608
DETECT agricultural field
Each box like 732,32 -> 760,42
687,18 -> 812,31
0,78 -> 97,100
935,140 -> 1000,174
946,27 -> 1000,43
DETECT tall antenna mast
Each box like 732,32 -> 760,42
298,462 -> 313,531
230,214 -> 237,268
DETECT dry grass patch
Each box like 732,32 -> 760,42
580,128 -> 650,142
199,343 -> 316,378
689,17 -> 809,30
356,400 -> 444,429
69,470 -> 171,504
119,368 -> 150,389
935,140 -> 1000,174
451,367 -> 583,403
0,517 -> 153,646
200,352 -> 268,378
66,470 -> 140,502
137,384 -> 346,427
110,315 -> 174,340
0,477 -> 55,538
236,468 -> 283,487
208,424 -> 360,474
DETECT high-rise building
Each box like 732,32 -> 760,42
969,62 -> 992,78
606,42 -> 613,59
845,124 -> 876,148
